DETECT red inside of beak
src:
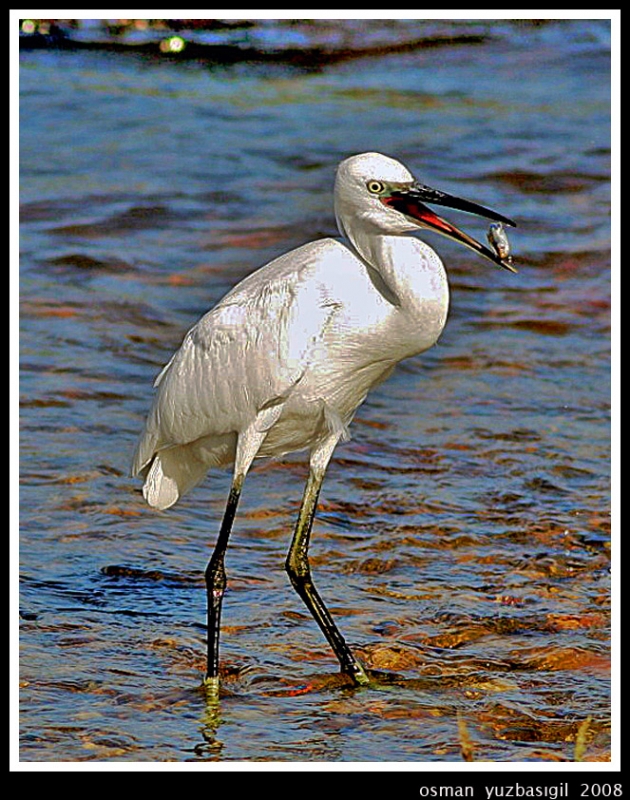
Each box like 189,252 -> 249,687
381,196 -> 456,235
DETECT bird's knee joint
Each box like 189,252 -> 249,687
205,560 -> 226,591
285,555 -> 310,585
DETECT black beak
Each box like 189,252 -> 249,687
382,182 -> 517,273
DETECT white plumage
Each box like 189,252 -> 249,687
131,151 -> 516,688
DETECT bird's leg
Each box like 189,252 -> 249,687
204,473 -> 243,695
285,436 -> 370,686
204,425 -> 266,697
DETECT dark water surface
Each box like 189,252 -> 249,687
18,19 -> 612,763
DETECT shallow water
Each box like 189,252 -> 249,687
18,18 -> 612,763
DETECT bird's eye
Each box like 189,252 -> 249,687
367,180 -> 385,194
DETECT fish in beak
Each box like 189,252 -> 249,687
381,182 -> 517,273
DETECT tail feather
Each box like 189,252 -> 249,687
135,432 -> 237,510
142,447 -> 209,510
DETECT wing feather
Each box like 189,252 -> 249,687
131,238 -> 345,478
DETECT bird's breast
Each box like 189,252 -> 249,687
273,259 -> 449,433
323,243 -> 449,366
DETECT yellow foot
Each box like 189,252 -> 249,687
347,662 -> 370,686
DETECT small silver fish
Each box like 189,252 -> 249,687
487,222 -> 512,263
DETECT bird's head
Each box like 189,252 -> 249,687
334,151 -> 517,272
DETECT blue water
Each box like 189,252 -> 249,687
18,18 -> 612,763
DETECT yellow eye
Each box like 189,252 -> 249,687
367,180 -> 385,194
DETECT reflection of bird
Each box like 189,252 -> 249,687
132,151 -> 516,692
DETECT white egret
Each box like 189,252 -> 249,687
131,152 -> 516,691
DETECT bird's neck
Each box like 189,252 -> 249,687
345,224 -> 447,312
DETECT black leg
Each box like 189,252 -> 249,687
204,475 -> 243,691
285,467 -> 369,686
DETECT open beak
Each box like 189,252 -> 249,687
382,182 -> 517,273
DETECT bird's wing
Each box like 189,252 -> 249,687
131,239 -> 346,475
